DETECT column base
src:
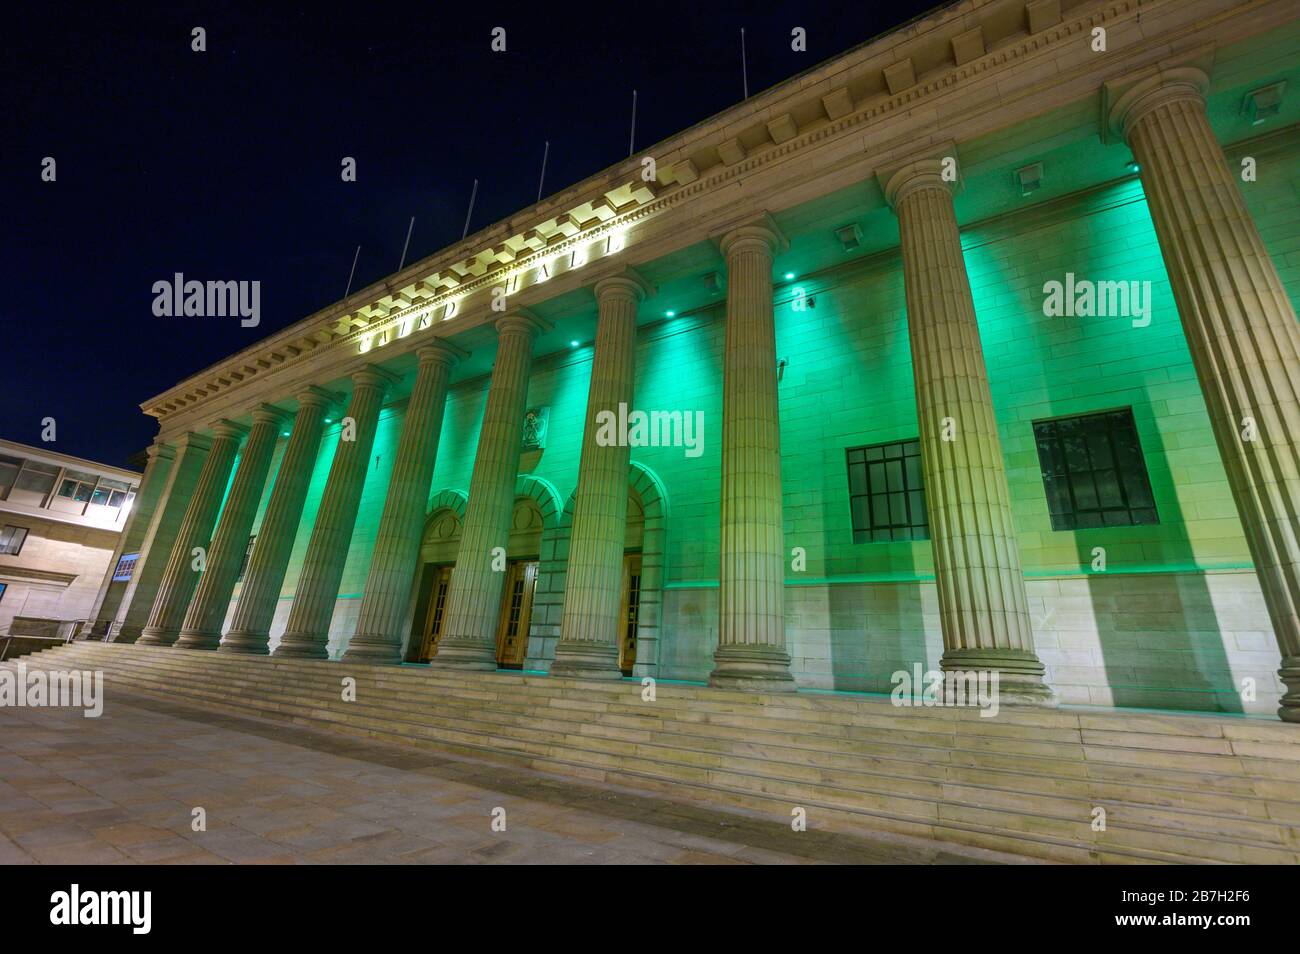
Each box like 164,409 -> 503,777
550,641 -> 623,681
272,632 -> 330,660
1277,657 -> 1300,723
136,627 -> 179,647
173,629 -> 221,651
426,637 -> 498,671
340,634 -> 403,666
217,631 -> 270,655
708,645 -> 797,693
940,648 -> 1056,707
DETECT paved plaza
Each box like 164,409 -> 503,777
0,693 -> 1011,865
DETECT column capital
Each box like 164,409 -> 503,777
715,213 -> 788,261
295,384 -> 343,412
145,440 -> 176,463
1101,48 -> 1213,144
173,430 -> 214,453
250,403 -> 289,427
416,338 -> 469,369
879,142 -> 961,210
593,267 -> 655,305
209,419 -> 248,441
351,363 -> 401,392
495,307 -> 553,339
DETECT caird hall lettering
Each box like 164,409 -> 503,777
50,884 -> 151,934
152,272 -> 261,327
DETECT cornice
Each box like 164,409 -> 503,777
140,0 -> 1284,430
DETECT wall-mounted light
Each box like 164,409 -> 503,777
1014,162 -> 1044,197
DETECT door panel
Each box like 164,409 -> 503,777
495,560 -> 538,668
417,566 -> 453,662
619,554 -> 643,675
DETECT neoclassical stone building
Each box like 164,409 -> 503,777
88,0 -> 1300,720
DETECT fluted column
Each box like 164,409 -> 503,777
220,387 -> 337,654
432,310 -> 550,670
83,441 -> 175,638
275,366 -> 396,658
1107,64 -> 1300,721
710,219 -> 795,691
554,271 -> 650,679
343,342 -> 464,664
137,420 -> 246,646
174,404 -> 287,649
112,433 -> 212,642
883,156 -> 1052,705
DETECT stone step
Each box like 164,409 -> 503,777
15,645 -> 1300,863
33,645 -> 1300,819
54,642 -> 1298,758
50,661 -> 1298,864
50,644 -> 1300,791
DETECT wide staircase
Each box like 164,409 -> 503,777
7,641 -> 1300,864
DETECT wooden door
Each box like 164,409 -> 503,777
495,560 -> 538,668
416,566 -> 453,661
619,554 -> 643,675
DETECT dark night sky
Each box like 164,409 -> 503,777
2,1 -> 939,470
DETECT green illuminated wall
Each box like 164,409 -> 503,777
228,131 -> 1298,715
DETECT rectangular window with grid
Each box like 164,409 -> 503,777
112,552 -> 139,582
846,440 -> 928,543
0,525 -> 28,556
1033,408 -> 1159,530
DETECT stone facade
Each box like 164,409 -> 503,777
0,440 -> 140,637
97,0 -> 1300,719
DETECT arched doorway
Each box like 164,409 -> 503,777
407,490 -> 466,662
409,477 -> 563,668
544,461 -> 669,677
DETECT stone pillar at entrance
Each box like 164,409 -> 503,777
1106,60 -> 1300,721
83,441 -> 175,639
343,341 -> 463,664
175,404 -> 286,650
432,310 -> 551,671
553,270 -> 651,679
883,153 -> 1053,705
137,420 -> 246,646
275,366 -> 396,659
220,386 -> 337,655
709,217 -> 796,692
111,433 -> 213,643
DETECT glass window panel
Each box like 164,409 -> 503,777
848,463 -> 868,495
851,496 -> 869,530
1094,468 -> 1124,509
1063,434 -> 1090,472
1086,431 -> 1114,469
890,492 -> 907,526
1070,473 -> 1098,511
90,487 -> 112,506
904,454 -> 922,488
865,446 -> 883,462
871,494 -> 890,527
73,482 -> 93,503
57,479 -> 78,498
868,462 -> 886,491
885,459 -> 904,492
108,490 -> 127,508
